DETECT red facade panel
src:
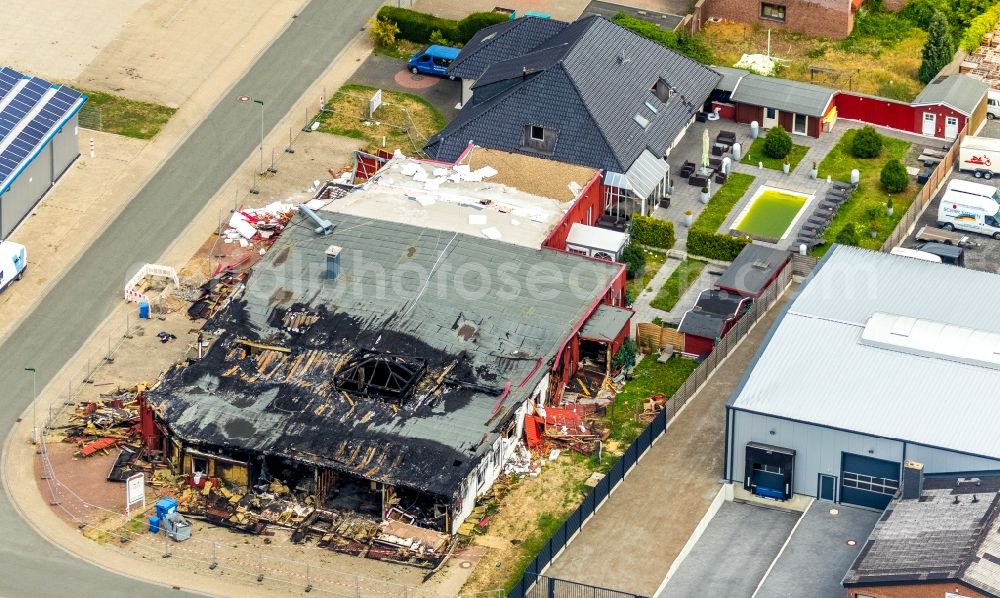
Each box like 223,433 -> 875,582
542,171 -> 604,251
712,101 -> 736,120
734,103 -> 763,125
684,334 -> 715,356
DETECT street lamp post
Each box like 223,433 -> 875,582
239,95 -> 265,189
25,367 -> 36,445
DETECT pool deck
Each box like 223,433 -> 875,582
729,183 -> 814,243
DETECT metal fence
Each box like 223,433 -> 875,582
509,264 -> 794,598
880,124 -> 965,252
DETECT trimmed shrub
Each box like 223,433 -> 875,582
686,229 -> 751,262
918,11 -> 955,84
762,125 -> 793,160
851,125 -> 883,159
835,222 -> 860,246
880,158 -> 909,193
630,215 -> 676,249
376,7 -> 507,45
619,242 -> 648,279
369,17 -> 399,48
961,3 -> 1000,52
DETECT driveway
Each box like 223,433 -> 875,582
660,502 -> 799,598
348,53 -> 461,121
0,1 -> 381,596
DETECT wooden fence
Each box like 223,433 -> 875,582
636,323 -> 685,352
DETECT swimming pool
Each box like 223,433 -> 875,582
732,186 -> 812,241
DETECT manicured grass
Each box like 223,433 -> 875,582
76,88 -> 176,140
734,189 -> 807,239
316,84 -> 446,155
610,356 -> 699,443
650,258 -> 707,312
740,137 -> 810,171
626,249 -> 666,300
811,129 -> 917,256
693,172 -> 755,233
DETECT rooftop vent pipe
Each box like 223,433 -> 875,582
325,245 -> 342,281
299,205 -> 334,236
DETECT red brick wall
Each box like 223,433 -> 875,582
705,0 -> 854,39
542,171 -> 604,251
848,582 -> 990,598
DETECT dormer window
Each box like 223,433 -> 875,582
530,125 -> 544,141
652,78 -> 672,103
523,124 -> 557,154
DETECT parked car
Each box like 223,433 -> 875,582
0,241 -> 27,293
407,45 -> 460,78
937,192 -> 1000,240
916,242 -> 965,266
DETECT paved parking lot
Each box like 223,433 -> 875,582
660,502 -> 799,598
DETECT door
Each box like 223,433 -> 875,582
841,453 -> 900,509
922,112 -> 937,136
763,107 -> 779,129
945,116 -> 959,140
818,474 -> 836,501
793,113 -> 808,135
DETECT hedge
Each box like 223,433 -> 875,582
376,7 -> 507,45
611,12 -> 713,64
685,172 -> 755,261
630,214 -> 676,248
961,4 -> 1000,52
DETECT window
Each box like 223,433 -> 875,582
633,113 -> 650,128
530,125 -> 544,141
766,107 -> 777,119
523,124 -> 557,154
651,78 -> 672,103
761,2 -> 786,21
986,215 -> 999,227
793,113 -> 807,135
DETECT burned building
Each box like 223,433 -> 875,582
146,212 -> 625,538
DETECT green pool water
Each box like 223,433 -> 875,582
734,189 -> 808,239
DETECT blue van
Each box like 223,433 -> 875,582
407,45 -> 460,78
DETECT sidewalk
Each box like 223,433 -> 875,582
629,254 -> 681,331
543,285 -> 796,596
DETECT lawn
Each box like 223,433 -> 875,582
734,189 -> 807,239
316,84 -> 446,155
698,16 -> 925,101
693,172 -> 755,232
626,249 -> 667,301
75,88 -> 176,140
650,258 -> 707,312
740,137 -> 810,171
610,355 -> 699,443
811,128 -> 917,256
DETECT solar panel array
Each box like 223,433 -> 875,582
0,66 -> 84,190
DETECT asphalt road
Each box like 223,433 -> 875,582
0,1 -> 380,596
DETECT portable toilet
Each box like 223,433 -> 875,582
138,300 -> 150,319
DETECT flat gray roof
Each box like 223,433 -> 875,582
913,74 -> 987,115
730,74 -> 835,117
715,243 -> 790,296
730,245 -> 1000,461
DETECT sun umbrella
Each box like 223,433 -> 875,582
702,129 -> 710,169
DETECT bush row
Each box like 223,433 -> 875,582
630,214 -> 676,249
376,7 -> 508,46
611,12 -> 713,64
961,4 -> 1000,52
686,229 -> 750,262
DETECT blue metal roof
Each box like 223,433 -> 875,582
0,66 -> 85,195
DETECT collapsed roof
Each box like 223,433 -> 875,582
149,213 -> 622,498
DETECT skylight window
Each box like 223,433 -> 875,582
644,100 -> 659,114
633,113 -> 650,128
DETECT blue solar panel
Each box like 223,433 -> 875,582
0,66 -> 84,189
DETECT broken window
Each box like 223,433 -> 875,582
334,351 -> 427,402
652,78 -> 672,103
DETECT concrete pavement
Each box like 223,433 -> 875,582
0,1 -> 381,596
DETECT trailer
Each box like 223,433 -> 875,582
958,136 -> 1000,179
915,225 -> 970,246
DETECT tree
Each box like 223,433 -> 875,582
852,126 -> 883,159
762,125 -> 792,160
918,11 -> 955,84
619,242 -> 647,280
880,159 -> 909,192
369,17 -> 399,48
835,223 -> 860,246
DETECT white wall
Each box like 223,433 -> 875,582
461,79 -> 475,106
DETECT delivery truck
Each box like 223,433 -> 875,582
0,241 -> 27,293
958,135 -> 1000,179
937,192 -> 1000,239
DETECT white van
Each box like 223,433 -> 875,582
890,247 -> 943,263
988,89 -> 1000,120
0,241 -> 27,293
937,192 -> 1000,239
946,179 -> 1000,203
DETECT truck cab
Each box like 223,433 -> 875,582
0,241 -> 27,293
407,45 -> 460,78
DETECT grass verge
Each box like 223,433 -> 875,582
76,88 -> 176,140
316,84 -> 446,155
740,137 -> 810,171
650,259 -> 707,312
695,172 -> 755,232
812,128 -> 917,256
626,250 -> 667,300
610,356 -> 699,443
372,39 -> 423,61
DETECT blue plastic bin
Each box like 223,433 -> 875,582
148,516 -> 160,533
155,497 -> 177,519
138,300 -> 150,319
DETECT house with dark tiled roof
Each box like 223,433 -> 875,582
427,15 -> 720,218
448,16 -> 568,106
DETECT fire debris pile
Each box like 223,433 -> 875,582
186,271 -> 248,320
65,390 -> 142,458
523,405 -> 604,457
225,202 -> 296,249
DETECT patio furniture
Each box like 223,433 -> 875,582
831,182 -> 854,192
709,157 -> 723,171
689,174 -> 710,187
808,215 -> 832,226
712,143 -> 725,156
695,112 -> 708,122
714,171 -> 728,184
717,130 -> 737,144
657,344 -> 675,363
680,161 -> 696,178
658,197 -> 671,209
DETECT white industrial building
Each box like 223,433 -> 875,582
725,245 -> 1000,510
